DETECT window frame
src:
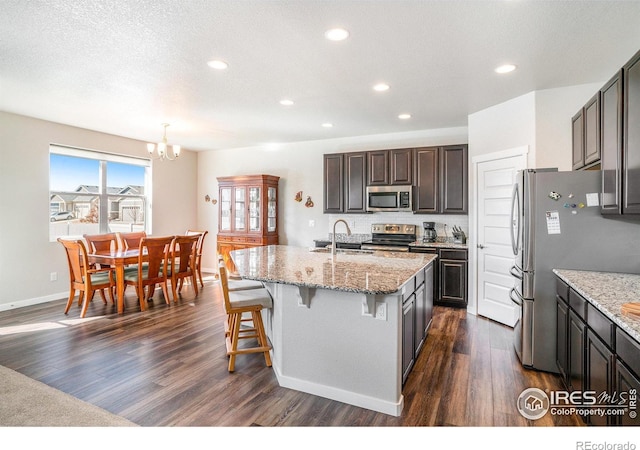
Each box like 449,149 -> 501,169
49,144 -> 152,241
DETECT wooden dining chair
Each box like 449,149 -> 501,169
117,231 -> 147,250
82,232 -> 119,299
169,234 -> 200,301
186,229 -> 208,288
57,238 -> 116,318
218,260 -> 272,372
124,236 -> 173,311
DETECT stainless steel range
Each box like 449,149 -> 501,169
360,223 -> 416,252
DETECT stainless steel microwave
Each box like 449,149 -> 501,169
366,185 -> 413,212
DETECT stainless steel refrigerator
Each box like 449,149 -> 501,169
509,168 -> 640,373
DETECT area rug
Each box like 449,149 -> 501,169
0,365 -> 137,427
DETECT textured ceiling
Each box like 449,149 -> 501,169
2,0 -> 640,151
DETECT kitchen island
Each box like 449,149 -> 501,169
230,245 -> 437,416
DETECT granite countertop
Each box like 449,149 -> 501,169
409,240 -> 468,249
553,269 -> 640,344
230,245 -> 437,296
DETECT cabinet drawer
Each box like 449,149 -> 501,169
439,249 -> 467,260
245,237 -> 263,244
616,328 -> 640,377
587,303 -> 615,349
403,278 -> 416,302
556,278 -> 569,303
409,246 -> 438,254
568,289 -> 587,320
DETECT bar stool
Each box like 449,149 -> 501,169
217,254 -> 264,291
218,261 -> 273,372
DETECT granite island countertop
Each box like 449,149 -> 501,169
230,245 -> 437,296
553,269 -> 640,344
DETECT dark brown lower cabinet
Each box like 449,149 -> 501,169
615,360 -> 640,426
555,276 -> 640,426
585,330 -> 614,426
401,294 -> 415,384
438,249 -> 467,308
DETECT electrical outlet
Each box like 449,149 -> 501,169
50,272 -> 57,282
375,302 -> 387,321
308,219 -> 315,227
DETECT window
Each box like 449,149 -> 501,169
49,145 -> 151,241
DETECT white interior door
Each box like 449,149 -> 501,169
475,150 -> 526,327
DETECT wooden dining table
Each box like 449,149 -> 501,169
88,249 -> 145,314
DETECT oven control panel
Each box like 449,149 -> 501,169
371,223 -> 416,235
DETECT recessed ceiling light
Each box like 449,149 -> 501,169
398,113 -> 411,120
373,83 -> 390,92
322,123 -> 334,128
279,99 -> 294,106
207,60 -> 229,70
324,28 -> 350,41
495,64 -> 517,74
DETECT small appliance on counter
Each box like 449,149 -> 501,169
451,226 -> 466,244
422,222 -> 437,243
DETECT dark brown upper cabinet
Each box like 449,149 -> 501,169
599,49 -> 640,216
572,109 -> 585,170
414,145 -> 468,214
367,148 -> 413,186
572,93 -> 601,171
623,49 -> 640,215
344,152 -> 367,213
600,70 -> 623,215
323,152 -> 368,214
323,153 -> 344,213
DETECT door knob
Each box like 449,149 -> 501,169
477,244 -> 485,249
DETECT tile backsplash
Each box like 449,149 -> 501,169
324,212 -> 469,242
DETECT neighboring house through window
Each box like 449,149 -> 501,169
49,145 -> 151,241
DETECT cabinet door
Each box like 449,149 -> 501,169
440,145 -> 468,214
234,187 -> 246,232
438,259 -> 467,307
572,109 -> 585,170
414,282 -> 425,357
414,147 -> 439,213
585,330 -> 614,426
402,295 -> 415,384
615,359 -> 640,426
219,187 -> 232,232
556,295 -> 569,385
390,148 -> 413,185
568,310 -> 585,392
600,70 -> 623,215
424,263 -> 434,334
267,186 -> 277,233
623,49 -> 640,214
323,154 -> 344,213
584,93 -> 601,166
367,150 -> 389,185
248,186 -> 261,233
344,152 -> 367,213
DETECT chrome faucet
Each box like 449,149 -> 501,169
332,219 -> 352,256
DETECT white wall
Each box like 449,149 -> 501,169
0,112 -> 198,310
197,127 -> 469,271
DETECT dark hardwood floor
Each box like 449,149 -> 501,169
0,275 -> 582,427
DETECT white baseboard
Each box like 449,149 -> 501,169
0,292 -> 67,312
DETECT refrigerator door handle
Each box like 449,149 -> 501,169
509,265 -> 523,280
510,182 -> 521,256
510,287 -> 523,306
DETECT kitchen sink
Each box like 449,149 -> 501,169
308,247 -> 374,255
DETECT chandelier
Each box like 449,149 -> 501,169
147,123 -> 181,161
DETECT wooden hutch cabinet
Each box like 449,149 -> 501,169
216,174 -> 279,271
